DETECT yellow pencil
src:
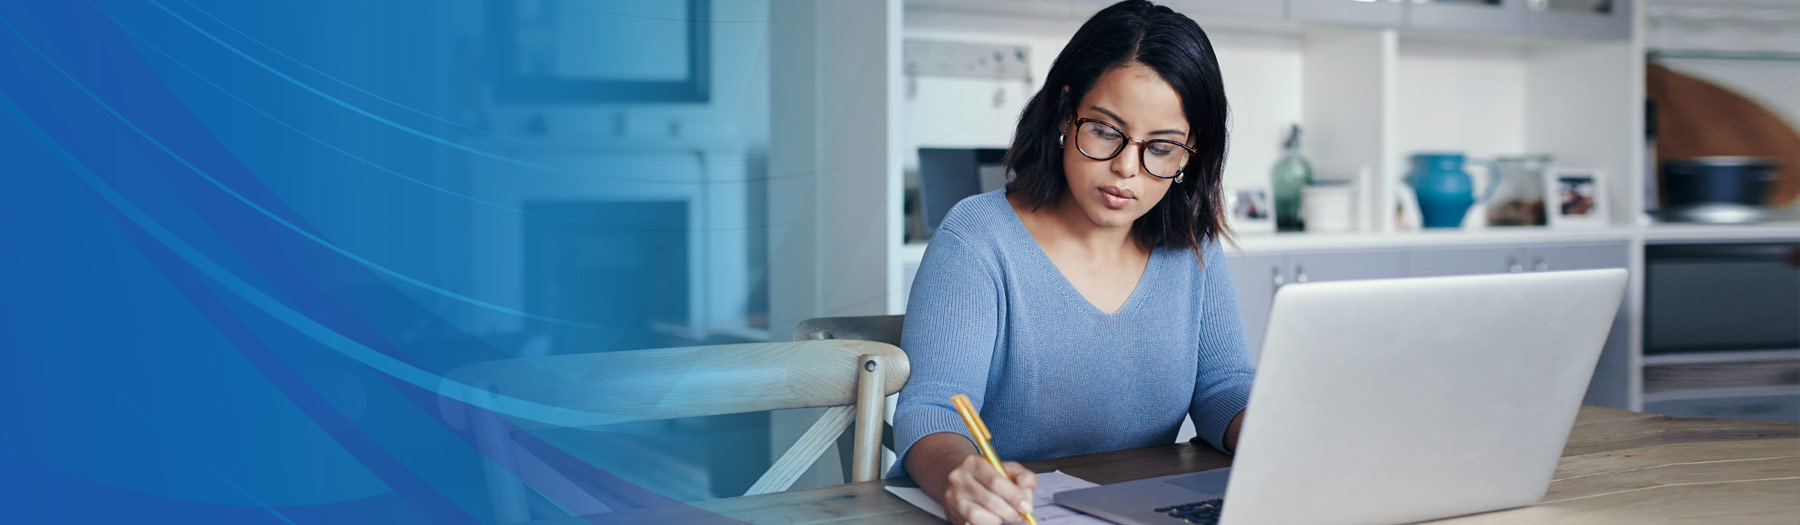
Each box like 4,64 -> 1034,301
951,394 -> 1038,525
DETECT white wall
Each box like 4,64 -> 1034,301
767,0 -> 904,328
767,0 -> 905,492
1394,42 -> 1529,162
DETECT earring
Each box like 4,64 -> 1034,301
1174,172 -> 1185,184
1058,133 -> 1065,148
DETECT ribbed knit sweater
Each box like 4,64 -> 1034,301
890,189 -> 1257,479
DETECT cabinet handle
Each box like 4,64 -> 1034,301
1271,266 -> 1285,292
1534,256 -> 1549,272
1507,256 -> 1523,273
1295,265 -> 1309,284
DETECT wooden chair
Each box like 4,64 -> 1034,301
792,315 -> 906,482
794,314 -> 905,346
438,339 -> 909,523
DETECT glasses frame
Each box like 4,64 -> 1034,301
1068,117 -> 1196,180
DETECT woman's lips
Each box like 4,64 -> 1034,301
1099,186 -> 1136,209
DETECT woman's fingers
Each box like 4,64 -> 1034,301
938,456 -> 1045,524
949,503 -> 1004,525
945,456 -> 1027,523
972,460 -> 1034,517
1004,461 -> 1039,495
945,476 -> 1020,524
960,487 -> 1025,524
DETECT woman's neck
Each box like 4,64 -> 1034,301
1010,191 -> 1141,259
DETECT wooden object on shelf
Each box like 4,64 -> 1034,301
1648,62 -> 1800,206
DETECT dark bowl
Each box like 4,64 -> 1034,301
1662,157 -> 1777,208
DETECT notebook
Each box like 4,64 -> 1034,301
886,470 -> 1109,524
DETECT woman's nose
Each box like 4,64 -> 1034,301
1111,143 -> 1140,178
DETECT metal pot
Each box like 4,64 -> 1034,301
1661,157 -> 1778,223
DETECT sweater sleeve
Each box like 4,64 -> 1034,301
1189,239 -> 1257,454
888,230 -> 1004,479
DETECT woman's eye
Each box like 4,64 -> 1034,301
1148,144 -> 1174,156
1089,125 -> 1121,140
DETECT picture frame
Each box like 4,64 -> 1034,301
1546,168 -> 1608,228
1227,186 -> 1275,234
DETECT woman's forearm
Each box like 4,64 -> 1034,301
1224,410 -> 1245,453
905,432 -> 981,498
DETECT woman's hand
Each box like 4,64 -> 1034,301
906,433 -> 1040,525
940,455 -> 1038,525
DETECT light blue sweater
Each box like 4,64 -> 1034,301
890,189 -> 1256,479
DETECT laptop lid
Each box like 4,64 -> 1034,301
1222,269 -> 1627,525
917,147 -> 1007,238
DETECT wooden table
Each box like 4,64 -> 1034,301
567,407 -> 1800,524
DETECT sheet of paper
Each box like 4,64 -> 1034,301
885,470 -> 1111,524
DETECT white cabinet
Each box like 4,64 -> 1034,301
914,0 -> 1288,21
1226,251 -> 1285,361
1290,0 -> 1406,26
1407,0 -> 1527,35
1526,0 -> 1633,40
1227,248 -> 1409,362
911,0 -> 1634,39
1161,0 -> 1286,19
1406,245 -> 1531,277
1288,0 -> 1630,39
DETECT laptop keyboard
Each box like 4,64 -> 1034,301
1155,498 -> 1224,524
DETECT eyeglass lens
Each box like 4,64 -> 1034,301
1074,120 -> 1189,179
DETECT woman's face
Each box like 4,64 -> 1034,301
1059,61 -> 1189,231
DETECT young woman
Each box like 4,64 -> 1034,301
890,2 -> 1253,524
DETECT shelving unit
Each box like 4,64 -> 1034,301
886,0 -> 1798,416
901,0 -> 1647,236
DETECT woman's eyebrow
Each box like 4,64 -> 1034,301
1090,106 -> 1187,138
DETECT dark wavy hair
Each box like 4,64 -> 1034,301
1004,0 -> 1233,257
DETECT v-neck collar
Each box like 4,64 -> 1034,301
997,191 -> 1159,317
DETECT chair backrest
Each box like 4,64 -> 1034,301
795,314 -> 905,346
444,339 -> 909,498
793,315 -> 907,484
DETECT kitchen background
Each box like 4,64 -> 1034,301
459,0 -> 1797,508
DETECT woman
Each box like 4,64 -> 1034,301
891,2 -> 1253,523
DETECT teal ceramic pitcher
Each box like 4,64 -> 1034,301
1406,152 -> 1501,229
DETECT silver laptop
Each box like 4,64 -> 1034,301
1055,269 -> 1628,525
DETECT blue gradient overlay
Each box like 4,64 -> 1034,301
1,1 -> 776,522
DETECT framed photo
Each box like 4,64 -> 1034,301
1227,186 -> 1274,234
1547,168 -> 1607,228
